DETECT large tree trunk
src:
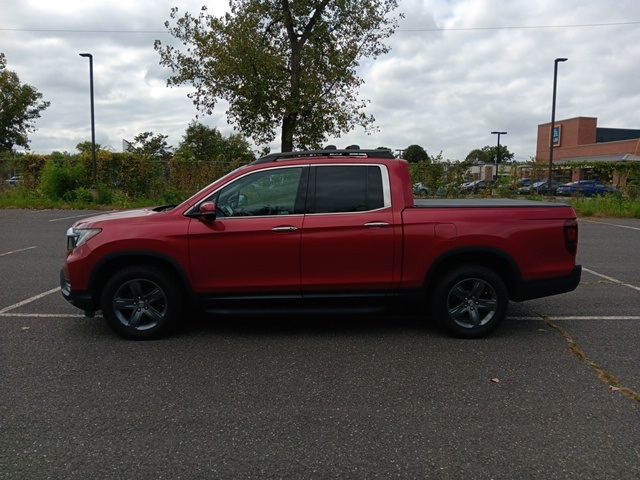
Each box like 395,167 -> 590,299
281,113 -> 297,152
280,1 -> 303,153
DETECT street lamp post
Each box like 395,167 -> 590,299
548,57 -> 568,186
491,131 -> 507,182
79,53 -> 97,185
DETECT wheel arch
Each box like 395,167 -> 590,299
90,251 -> 193,303
424,247 -> 522,300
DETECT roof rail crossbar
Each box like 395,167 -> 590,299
252,149 -> 395,164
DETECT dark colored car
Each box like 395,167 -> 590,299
521,180 -> 564,195
555,180 -> 619,197
514,178 -> 532,194
462,179 -> 492,193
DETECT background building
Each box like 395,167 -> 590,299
536,117 -> 640,185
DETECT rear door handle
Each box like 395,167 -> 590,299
364,222 -> 390,228
272,226 -> 298,232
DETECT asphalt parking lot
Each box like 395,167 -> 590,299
1,209 -> 639,479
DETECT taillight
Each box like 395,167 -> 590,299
564,219 -> 578,254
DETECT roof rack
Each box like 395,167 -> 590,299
252,149 -> 395,165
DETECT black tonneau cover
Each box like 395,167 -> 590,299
413,199 -> 568,208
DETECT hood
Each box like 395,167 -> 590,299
73,208 -> 162,228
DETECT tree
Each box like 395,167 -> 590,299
0,53 -> 50,152
465,145 -> 514,165
155,0 -> 401,152
76,141 -> 103,154
403,144 -> 430,163
174,122 -> 255,163
129,131 -> 173,159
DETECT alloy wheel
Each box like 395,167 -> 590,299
112,279 -> 167,331
446,277 -> 498,329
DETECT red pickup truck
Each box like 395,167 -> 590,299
61,149 -> 581,339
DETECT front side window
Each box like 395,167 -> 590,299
213,167 -> 303,217
310,165 -> 385,214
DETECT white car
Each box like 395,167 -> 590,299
5,176 -> 21,187
413,182 -> 429,195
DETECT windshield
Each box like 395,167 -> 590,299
184,165 -> 251,204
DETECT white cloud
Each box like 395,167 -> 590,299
1,0 -> 640,160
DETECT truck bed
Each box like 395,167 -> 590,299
413,198 -> 568,208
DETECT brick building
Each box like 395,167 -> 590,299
536,116 -> 640,185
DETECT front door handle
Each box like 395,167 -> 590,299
364,222 -> 389,228
272,226 -> 298,232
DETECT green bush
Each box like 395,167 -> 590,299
570,195 -> 640,218
40,157 -> 86,200
162,187 -> 187,205
73,187 -> 94,204
625,185 -> 640,200
96,186 -> 114,204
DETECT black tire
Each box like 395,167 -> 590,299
430,265 -> 508,338
100,266 -> 183,340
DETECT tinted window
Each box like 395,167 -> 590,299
311,166 -> 384,213
214,167 -> 303,217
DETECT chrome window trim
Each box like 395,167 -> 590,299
310,163 -> 391,214
304,206 -> 392,217
212,214 -> 305,221
185,165 -> 307,218
185,162 -> 391,218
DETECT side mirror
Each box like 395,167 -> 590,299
199,201 -> 217,222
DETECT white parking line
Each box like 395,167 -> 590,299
0,287 -> 61,314
510,315 -> 640,321
48,213 -> 92,222
583,267 -> 640,293
0,246 -> 36,257
0,312 -> 637,321
0,313 -> 86,318
582,219 -> 640,231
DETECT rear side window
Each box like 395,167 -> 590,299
310,165 -> 385,214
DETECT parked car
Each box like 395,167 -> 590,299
462,179 -> 493,193
4,175 -> 21,187
517,183 -> 533,195
555,180 -> 619,197
61,148 -> 580,340
514,178 -> 531,192
413,182 -> 429,196
519,180 -> 564,195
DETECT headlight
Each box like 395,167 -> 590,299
66,227 -> 102,251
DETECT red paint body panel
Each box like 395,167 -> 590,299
301,209 -> 395,291
62,156 -> 579,306
66,209 -> 191,291
400,207 -> 576,289
188,215 -> 304,293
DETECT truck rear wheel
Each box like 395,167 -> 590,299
431,265 -> 508,338
100,266 -> 182,340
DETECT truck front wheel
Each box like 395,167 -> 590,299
431,265 -> 508,338
100,266 -> 182,340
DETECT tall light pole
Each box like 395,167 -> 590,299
491,131 -> 507,182
548,57 -> 567,185
79,53 -> 97,185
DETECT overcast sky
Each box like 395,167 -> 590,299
1,0 -> 639,161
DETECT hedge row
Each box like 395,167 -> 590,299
0,151 -> 248,204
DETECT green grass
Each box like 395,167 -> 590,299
0,187 -> 170,210
568,195 -> 640,218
